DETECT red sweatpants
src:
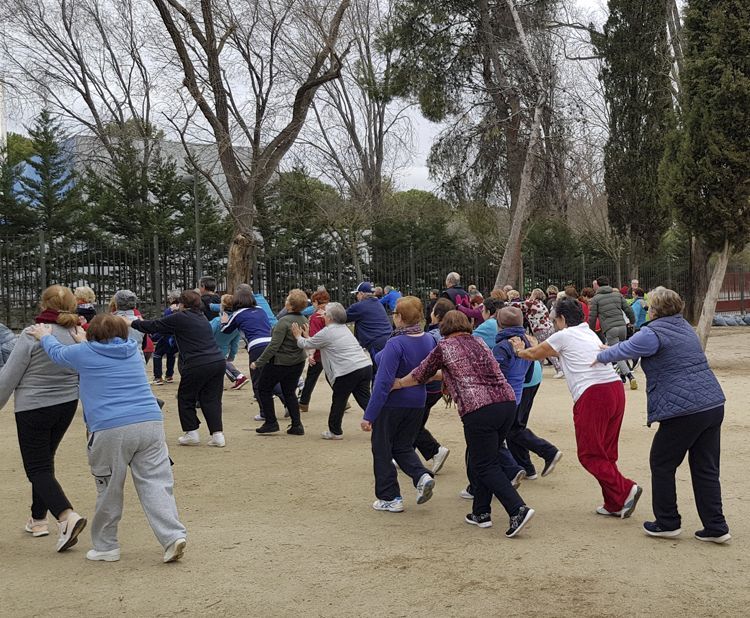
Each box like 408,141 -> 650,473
573,381 -> 634,512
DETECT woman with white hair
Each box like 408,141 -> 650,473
291,302 -> 372,440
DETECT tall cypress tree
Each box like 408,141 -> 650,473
19,109 -> 79,237
660,0 -> 750,346
594,1 -> 676,279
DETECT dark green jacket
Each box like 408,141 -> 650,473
255,313 -> 308,368
588,286 -> 635,334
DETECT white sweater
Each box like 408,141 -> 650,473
296,323 -> 372,382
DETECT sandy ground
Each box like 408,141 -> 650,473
1,328 -> 749,617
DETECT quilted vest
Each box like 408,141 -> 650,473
640,315 -> 725,424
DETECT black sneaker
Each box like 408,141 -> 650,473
643,521 -> 681,538
505,506 -> 535,538
286,424 -> 305,436
256,422 -> 280,434
694,529 -> 731,544
465,513 -> 492,528
541,451 -> 563,477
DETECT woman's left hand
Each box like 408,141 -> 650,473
360,420 -> 372,432
250,362 -> 257,371
509,336 -> 526,354
27,324 -> 52,340
70,326 -> 87,343
291,323 -> 302,339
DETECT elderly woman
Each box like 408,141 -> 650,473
525,288 -> 564,379
251,289 -> 309,436
298,289 -> 331,413
516,298 -> 641,520
596,287 -> 730,543
361,296 -> 437,513
30,313 -> 187,563
290,302 -> 372,439
0,285 -> 86,551
131,290 -> 227,447
398,310 -> 535,537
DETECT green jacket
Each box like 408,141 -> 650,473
255,313 -> 308,368
588,286 -> 635,334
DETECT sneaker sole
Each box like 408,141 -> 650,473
620,485 -> 643,519
87,551 -> 121,562
416,478 -> 435,505
506,508 -> 535,538
207,442 -> 226,448
511,470 -> 526,488
164,539 -> 187,563
644,527 -> 682,538
231,382 -> 248,390
373,505 -> 404,513
57,517 -> 87,552
695,532 -> 731,544
432,450 -> 450,474
465,516 -> 492,529
541,451 -> 563,477
178,441 -> 200,446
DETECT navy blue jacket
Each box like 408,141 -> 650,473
639,315 -> 725,425
346,297 -> 392,350
493,326 -> 532,405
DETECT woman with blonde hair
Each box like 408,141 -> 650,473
0,285 -> 87,551
361,296 -> 437,513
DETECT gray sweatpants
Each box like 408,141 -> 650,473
87,421 -> 187,551
605,326 -> 632,378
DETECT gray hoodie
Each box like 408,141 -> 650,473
0,325 -> 79,412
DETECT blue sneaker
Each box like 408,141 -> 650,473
643,521 -> 681,538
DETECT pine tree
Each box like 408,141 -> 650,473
19,110 -> 79,237
0,134 -> 36,234
660,0 -> 750,346
594,0 -> 676,278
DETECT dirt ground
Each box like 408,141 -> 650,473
1,328 -> 748,617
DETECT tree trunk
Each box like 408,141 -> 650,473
495,101 -> 545,289
494,0 -> 548,290
696,239 -> 730,351
685,235 -> 710,324
615,259 -> 623,293
227,232 -> 254,293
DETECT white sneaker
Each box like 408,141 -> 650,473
207,432 -> 225,447
596,506 -> 618,517
254,414 -> 265,422
321,431 -> 343,440
459,489 -> 474,500
431,446 -> 450,474
511,469 -> 526,488
24,517 -> 49,537
86,548 -> 121,562
416,473 -> 435,504
56,512 -> 87,552
553,371 -> 565,379
163,538 -> 187,563
178,430 -> 200,446
372,498 -> 404,513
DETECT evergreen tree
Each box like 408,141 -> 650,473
0,136 -> 34,233
19,110 -> 79,237
660,0 -> 750,345
594,1 -> 676,276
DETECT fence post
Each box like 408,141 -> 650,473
153,233 -> 162,310
581,253 -> 586,291
38,230 -> 47,290
740,267 -> 746,315
409,243 -> 416,294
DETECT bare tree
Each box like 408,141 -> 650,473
151,0 -> 351,290
1,0 -> 160,192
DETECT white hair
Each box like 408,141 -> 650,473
446,272 -> 461,286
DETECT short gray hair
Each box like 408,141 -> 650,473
446,271 -> 460,286
648,286 -> 684,318
113,289 -> 137,311
325,302 -> 347,324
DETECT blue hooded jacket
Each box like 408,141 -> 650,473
41,335 -> 162,433
493,326 -> 532,405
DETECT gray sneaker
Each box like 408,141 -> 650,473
416,473 -> 435,505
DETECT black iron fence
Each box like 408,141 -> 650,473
0,232 -> 742,329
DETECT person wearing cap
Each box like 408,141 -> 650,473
346,282 -> 393,366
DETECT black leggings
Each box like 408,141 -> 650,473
15,400 -> 78,520
328,366 -> 372,435
414,391 -> 443,460
177,360 -> 225,433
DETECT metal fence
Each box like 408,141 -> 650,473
0,232 -> 743,329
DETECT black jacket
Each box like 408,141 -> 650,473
131,309 -> 224,370
201,293 -> 221,320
